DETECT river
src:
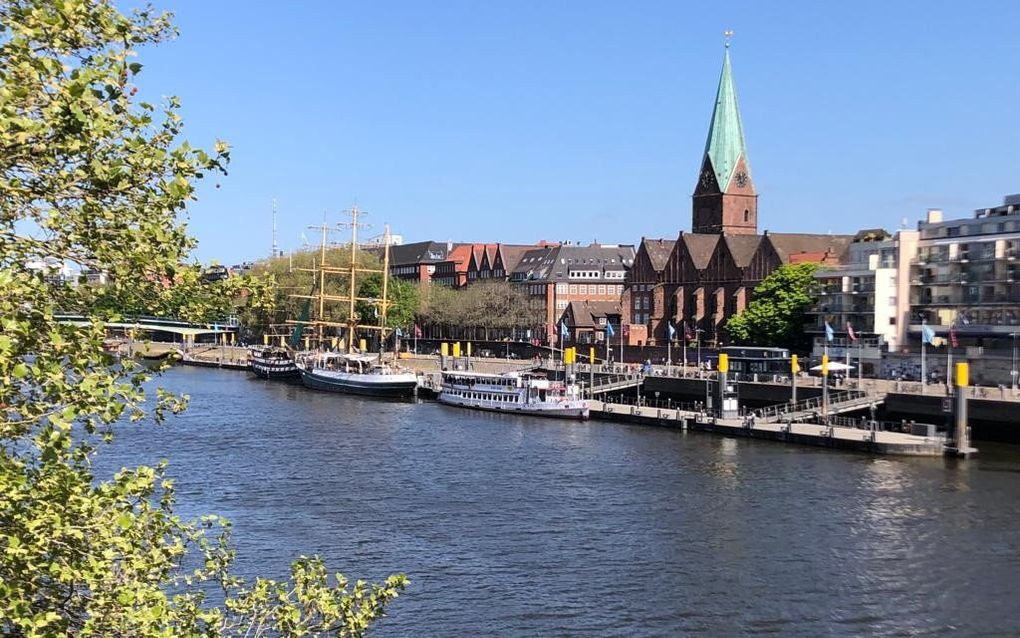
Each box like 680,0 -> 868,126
96,366 -> 1020,636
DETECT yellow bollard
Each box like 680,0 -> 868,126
279,335 -> 286,347
467,342 -> 472,357
359,338 -> 367,352
304,336 -> 310,350
791,354 -> 800,374
453,342 -> 461,358
331,336 -> 338,349
263,334 -> 269,346
718,353 -> 729,373
590,346 -> 596,364
821,353 -> 829,376
441,342 -> 449,357
955,362 -> 969,387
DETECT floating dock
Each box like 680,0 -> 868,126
591,400 -> 947,456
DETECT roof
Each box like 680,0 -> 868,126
563,300 -> 622,328
679,233 -> 721,269
641,238 -> 676,271
702,47 -> 750,190
765,233 -> 853,264
723,234 -> 762,268
510,243 -> 636,282
496,244 -> 536,272
387,241 -> 455,266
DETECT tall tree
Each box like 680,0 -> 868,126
725,262 -> 820,351
0,2 -> 404,636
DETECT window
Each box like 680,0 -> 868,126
569,285 -> 577,294
598,285 -> 606,295
889,317 -> 896,325
744,209 -> 750,222
579,284 -> 587,295
556,283 -> 567,294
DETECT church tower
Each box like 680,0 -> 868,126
692,42 -> 758,235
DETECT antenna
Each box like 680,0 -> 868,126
271,198 -> 278,258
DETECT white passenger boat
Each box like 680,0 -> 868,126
296,352 -> 418,398
438,371 -> 589,419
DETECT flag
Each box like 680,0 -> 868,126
606,321 -> 615,337
684,322 -> 694,341
560,321 -> 569,340
413,324 -> 423,338
846,322 -> 858,342
921,322 -> 936,345
668,322 -> 676,341
824,322 -> 834,342
949,322 -> 959,348
395,327 -> 403,337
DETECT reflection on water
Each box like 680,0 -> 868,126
95,367 -> 1020,637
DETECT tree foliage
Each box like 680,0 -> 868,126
0,1 -> 405,636
417,280 -> 543,339
724,262 -> 820,351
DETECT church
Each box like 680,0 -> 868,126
623,44 -> 853,347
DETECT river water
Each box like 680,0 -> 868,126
96,366 -> 1020,636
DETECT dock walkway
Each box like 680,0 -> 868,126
590,399 -> 947,456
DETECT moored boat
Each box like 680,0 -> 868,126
249,346 -> 300,380
296,352 -> 418,398
438,371 -> 589,419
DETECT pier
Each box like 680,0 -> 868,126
590,399 -> 948,456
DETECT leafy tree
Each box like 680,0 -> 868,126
0,1 -> 405,636
415,280 -> 542,340
725,262 -> 820,351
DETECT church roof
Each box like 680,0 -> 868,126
723,234 -> 762,268
703,47 -> 750,190
680,233 -> 721,269
640,238 -> 676,271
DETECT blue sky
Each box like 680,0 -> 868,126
136,1 -> 1020,264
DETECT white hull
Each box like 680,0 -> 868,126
438,393 -> 589,419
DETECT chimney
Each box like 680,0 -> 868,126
926,209 -> 943,224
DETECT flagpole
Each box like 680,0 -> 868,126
667,323 -> 672,375
858,338 -> 862,386
921,320 -> 927,395
683,330 -> 688,378
947,321 -> 953,390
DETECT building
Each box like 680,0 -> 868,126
623,44 -> 852,347
510,242 -> 635,344
558,300 -> 623,347
431,244 -> 475,287
25,257 -> 74,285
386,241 -> 459,283
808,228 -> 919,374
909,197 -> 1020,384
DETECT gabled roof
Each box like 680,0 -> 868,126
496,244 -> 535,272
679,233 -> 721,270
702,47 -> 750,190
563,300 -> 623,328
723,234 -> 762,268
511,244 -> 635,282
640,238 -> 676,271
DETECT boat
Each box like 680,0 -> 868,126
296,352 -> 417,398
248,345 -> 300,380
438,371 -> 589,419
289,206 -> 419,398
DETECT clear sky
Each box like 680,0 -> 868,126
136,0 -> 1020,264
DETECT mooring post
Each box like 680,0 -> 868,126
949,362 -> 978,458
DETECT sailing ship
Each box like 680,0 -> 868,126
438,371 -> 589,419
289,206 -> 418,399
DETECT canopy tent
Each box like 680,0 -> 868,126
810,361 -> 855,372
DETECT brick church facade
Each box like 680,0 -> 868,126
623,44 -> 852,346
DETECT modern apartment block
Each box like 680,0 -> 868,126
809,229 -> 919,373
909,197 -> 1020,383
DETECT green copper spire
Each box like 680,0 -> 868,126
702,45 -> 750,190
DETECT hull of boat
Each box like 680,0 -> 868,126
299,368 -> 418,398
249,357 -> 301,380
438,393 -> 589,420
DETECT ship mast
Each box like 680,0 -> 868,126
288,206 -> 391,353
